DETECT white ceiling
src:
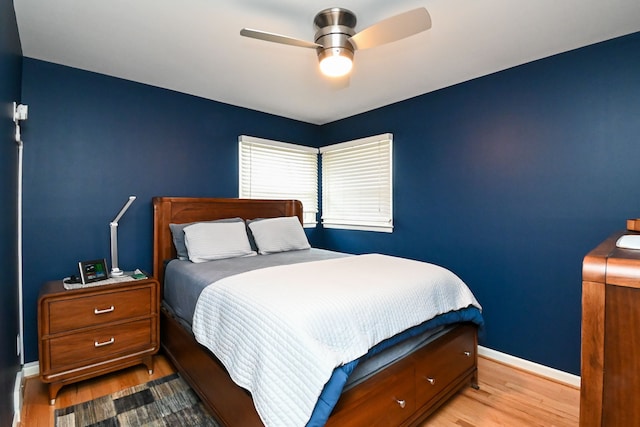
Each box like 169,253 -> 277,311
14,0 -> 640,125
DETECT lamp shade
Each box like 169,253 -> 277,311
318,47 -> 353,77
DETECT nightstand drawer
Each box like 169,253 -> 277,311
49,319 -> 153,369
48,287 -> 151,333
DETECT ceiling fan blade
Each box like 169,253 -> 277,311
240,28 -> 321,49
349,7 -> 432,50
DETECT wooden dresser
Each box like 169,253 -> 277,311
581,230 -> 640,426
38,278 -> 160,404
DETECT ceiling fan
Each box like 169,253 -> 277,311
240,7 -> 432,78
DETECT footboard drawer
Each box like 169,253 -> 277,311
413,324 -> 476,407
327,359 -> 415,427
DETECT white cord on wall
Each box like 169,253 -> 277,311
13,102 -> 27,366
16,140 -> 23,365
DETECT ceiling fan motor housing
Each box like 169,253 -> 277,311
314,8 -> 356,61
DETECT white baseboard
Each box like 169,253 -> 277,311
12,361 -> 38,427
12,370 -> 23,427
479,345 -> 581,388
22,361 -> 39,378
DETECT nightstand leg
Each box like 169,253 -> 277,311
470,370 -> 480,390
142,355 -> 154,375
48,383 -> 63,406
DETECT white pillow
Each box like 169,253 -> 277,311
248,216 -> 310,255
183,221 -> 255,263
170,217 -> 244,260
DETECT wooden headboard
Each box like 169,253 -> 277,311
152,197 -> 303,285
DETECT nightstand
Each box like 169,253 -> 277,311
38,277 -> 160,404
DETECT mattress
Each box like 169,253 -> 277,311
164,248 -> 350,326
163,248 -> 452,388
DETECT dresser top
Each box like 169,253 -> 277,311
583,230 -> 640,288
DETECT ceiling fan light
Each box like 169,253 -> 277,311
318,48 -> 353,77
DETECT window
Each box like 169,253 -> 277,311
239,135 -> 318,226
320,133 -> 393,233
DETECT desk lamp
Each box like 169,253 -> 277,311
110,196 -> 136,276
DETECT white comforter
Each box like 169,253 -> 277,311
192,253 -> 481,427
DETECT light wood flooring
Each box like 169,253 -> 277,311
19,354 -> 579,426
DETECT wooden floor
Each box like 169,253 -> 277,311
20,354 -> 579,426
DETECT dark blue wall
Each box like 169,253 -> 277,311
318,32 -> 640,374
19,31 -> 640,377
0,0 -> 23,424
20,59 -> 320,362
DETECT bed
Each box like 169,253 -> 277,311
152,197 -> 483,427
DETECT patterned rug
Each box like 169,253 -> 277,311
54,373 -> 220,427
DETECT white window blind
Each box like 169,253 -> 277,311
320,133 -> 393,232
239,135 -> 319,226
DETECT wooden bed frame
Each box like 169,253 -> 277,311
152,197 -> 479,427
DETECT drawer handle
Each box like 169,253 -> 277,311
425,377 -> 436,385
464,351 -> 471,357
395,399 -> 406,409
94,306 -> 115,315
94,337 -> 115,347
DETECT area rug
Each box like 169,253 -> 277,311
54,373 -> 220,427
